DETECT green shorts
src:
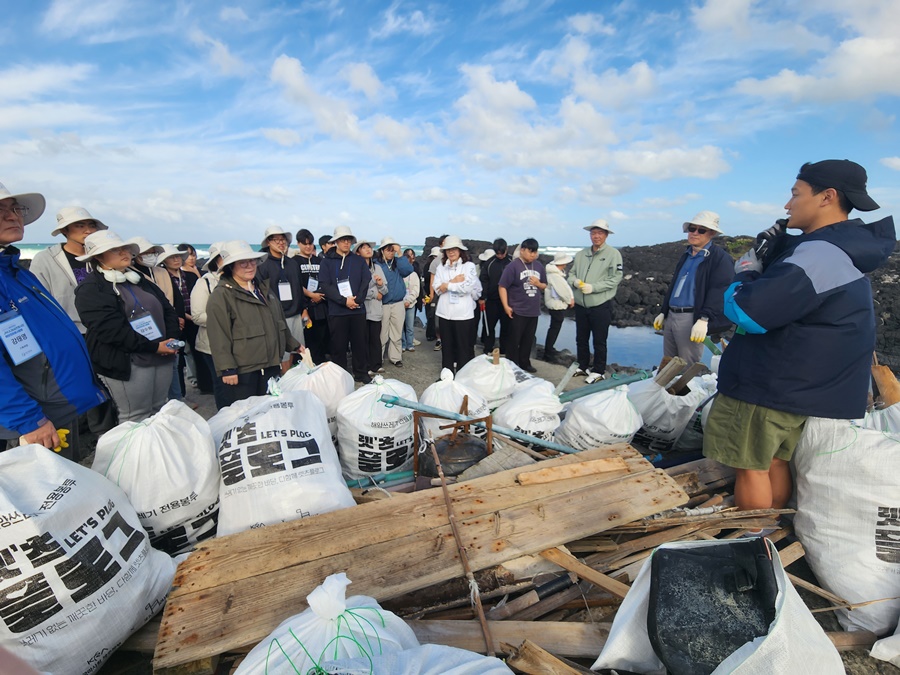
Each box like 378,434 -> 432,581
702,394 -> 807,471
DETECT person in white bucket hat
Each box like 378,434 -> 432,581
128,235 -> 165,282
74,230 -> 180,424
206,240 -> 302,409
653,210 -> 734,366
319,226 -> 372,382
375,236 -> 415,368
30,206 -> 107,334
257,225 -> 308,353
433,235 -> 481,373
0,182 -> 106,455
542,251 -> 575,361
568,218 -> 623,383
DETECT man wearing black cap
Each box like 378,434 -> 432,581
703,160 -> 895,515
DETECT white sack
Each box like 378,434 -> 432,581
555,385 -> 643,450
792,417 -> 900,634
628,377 -> 704,452
319,643 -> 514,674
861,401 -> 900,434
872,622 -> 900,667
336,376 -> 418,480
454,355 -> 519,410
0,446 -> 175,675
235,572 -> 418,674
92,400 -> 220,555
419,369 -> 489,442
278,362 -> 354,447
209,391 -> 354,537
593,539 -> 843,674
491,379 -> 562,444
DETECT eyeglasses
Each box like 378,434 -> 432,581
0,204 -> 28,219
687,226 -> 709,234
235,259 -> 258,267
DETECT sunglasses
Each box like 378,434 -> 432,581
687,226 -> 709,234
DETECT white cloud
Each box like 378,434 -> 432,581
220,7 -> 249,22
342,62 -> 387,100
42,0 -> 128,37
610,210 -> 628,220
613,144 -> 730,180
574,61 -> 657,109
238,185 -> 292,201
261,128 -> 302,146
881,157 -> 900,171
583,175 -> 636,198
371,2 -> 437,39
643,194 -> 702,207
505,175 -> 541,196
566,12 -> 615,36
727,200 -> 783,215
691,0 -> 826,53
369,115 -> 417,153
691,0 -> 754,37
190,30 -> 247,76
0,103 -> 111,131
0,64 -> 95,102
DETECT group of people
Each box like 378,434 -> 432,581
0,159 -> 894,522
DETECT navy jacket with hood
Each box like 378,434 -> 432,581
318,248 -> 371,318
718,216 -> 895,419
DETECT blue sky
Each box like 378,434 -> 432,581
4,0 -> 899,248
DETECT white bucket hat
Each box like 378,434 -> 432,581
76,230 -> 139,261
352,239 -> 376,253
128,236 -> 164,256
219,240 -> 267,268
440,235 -> 468,251
378,236 -> 398,250
682,210 -> 723,234
583,219 -> 615,234
478,248 -> 495,262
429,246 -> 441,257
0,182 -> 45,226
157,243 -> 189,264
52,206 -> 107,237
202,241 -> 225,272
329,225 -> 357,244
261,226 -> 293,248
551,252 -> 573,265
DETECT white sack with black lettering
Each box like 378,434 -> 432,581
209,391 -> 355,537
336,377 -> 417,480
419,369 -> 489,442
492,379 -> 563,444
627,378 -> 704,453
92,400 -> 220,555
555,385 -> 643,450
792,417 -> 900,635
278,362 -> 354,449
0,446 -> 175,675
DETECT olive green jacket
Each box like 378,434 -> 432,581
568,243 -> 623,308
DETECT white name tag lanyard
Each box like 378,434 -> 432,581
0,304 -> 43,366
278,281 -> 293,302
338,278 -> 353,298
307,277 -> 318,292
125,287 -> 163,341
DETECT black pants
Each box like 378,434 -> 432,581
329,313 -> 369,379
202,352 -> 229,411
303,315 -> 330,364
367,319 -> 382,371
425,302 -> 437,340
575,301 -> 612,373
483,298 -> 510,354
439,317 -> 475,373
545,309 -> 566,354
183,320 -> 214,394
215,366 -> 281,410
508,314 -> 538,370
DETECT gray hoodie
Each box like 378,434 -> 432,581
29,243 -> 85,333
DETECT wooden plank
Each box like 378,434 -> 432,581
508,582 -> 591,622
666,362 -> 706,395
539,547 -> 632,598
505,639 -> 595,674
516,458 -> 628,485
786,573 -> 849,607
778,541 -> 805,568
826,630 -> 878,652
153,449 -> 686,671
410,620 -> 608,658
872,364 -> 900,407
655,356 -> 687,387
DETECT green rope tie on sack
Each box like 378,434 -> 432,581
104,420 -> 150,486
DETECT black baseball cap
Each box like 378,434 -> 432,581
796,160 -> 879,212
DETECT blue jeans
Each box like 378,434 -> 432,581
402,306 -> 416,349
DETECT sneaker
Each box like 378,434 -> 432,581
377,366 -> 385,373
393,361 -> 403,368
413,339 -> 421,346
523,365 -> 537,374
585,371 -> 605,385
434,340 -> 442,351
367,370 -> 376,377
407,346 -> 415,352
574,368 -> 588,377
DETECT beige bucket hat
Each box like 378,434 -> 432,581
440,235 -> 468,251
682,210 -> 723,234
261,225 -> 293,248
219,239 -> 267,267
52,206 -> 108,237
76,230 -> 140,261
329,225 -> 357,244
202,241 -> 225,272
583,219 -> 615,234
0,182 -> 45,226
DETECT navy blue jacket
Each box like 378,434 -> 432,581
319,249 -> 371,318
375,256 -> 414,304
718,216 -> 895,419
661,243 -> 734,335
0,247 -> 106,437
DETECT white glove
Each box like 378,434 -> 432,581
734,248 -> 762,275
579,282 -> 593,294
653,313 -> 665,330
690,318 -> 708,343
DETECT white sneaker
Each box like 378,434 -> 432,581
413,339 -> 421,346
585,372 -> 605,384
573,368 -> 588,377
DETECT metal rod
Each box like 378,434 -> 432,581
557,371 -> 652,404
344,470 -> 414,488
379,395 -> 580,454
553,361 -> 580,396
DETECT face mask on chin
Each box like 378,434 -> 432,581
138,254 -> 157,266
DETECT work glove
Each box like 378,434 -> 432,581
579,282 -> 593,294
690,318 -> 708,343
734,248 -> 762,275
754,218 -> 788,262
653,313 -> 665,330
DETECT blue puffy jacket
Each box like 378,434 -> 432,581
376,256 -> 414,305
0,248 -> 106,438
718,216 -> 895,419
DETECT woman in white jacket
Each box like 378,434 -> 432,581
543,252 -> 575,361
433,236 -> 482,373
189,242 -> 224,399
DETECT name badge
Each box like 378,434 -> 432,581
130,312 -> 163,340
0,312 -> 43,366
449,293 -> 459,304
338,278 -> 353,298
307,277 -> 319,292
278,281 -> 293,302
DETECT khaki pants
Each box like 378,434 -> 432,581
380,302 -> 405,364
